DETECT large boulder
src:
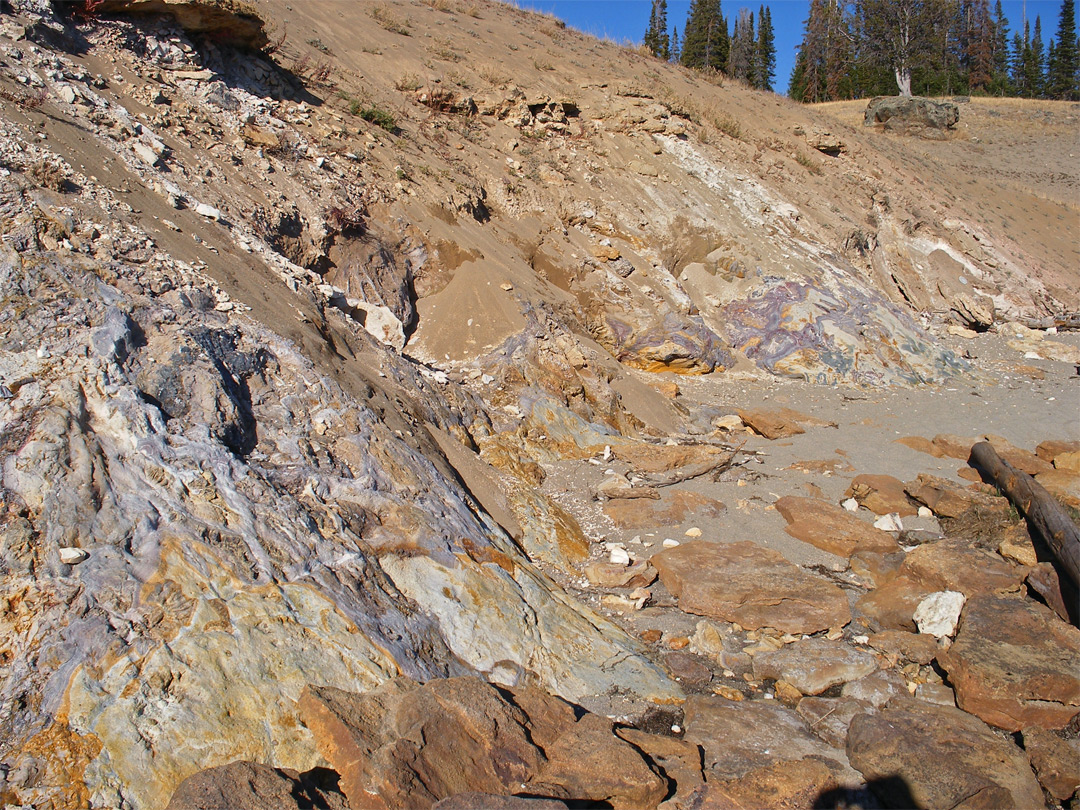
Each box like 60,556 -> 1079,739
847,698 -> 1044,809
298,677 -> 670,810
939,593 -> 1080,731
864,96 -> 960,135
165,761 -> 348,810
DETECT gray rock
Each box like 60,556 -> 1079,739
753,638 -> 879,696
864,96 -> 960,132
683,695 -> 863,786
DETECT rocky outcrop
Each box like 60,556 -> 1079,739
98,0 -> 269,50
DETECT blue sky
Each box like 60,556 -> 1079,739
514,1 -> 1073,95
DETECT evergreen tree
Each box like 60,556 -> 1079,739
681,0 -> 728,72
990,0 -> 1012,93
671,25 -> 681,62
1027,16 -> 1046,96
728,7 -> 756,81
756,4 -> 776,90
966,0 -> 994,92
644,0 -> 671,61
790,0 -> 852,102
1048,0 -> 1079,98
1011,24 -> 1029,95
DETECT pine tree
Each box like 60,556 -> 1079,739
1027,16 -> 1046,96
681,0 -> 728,72
790,0 -> 852,102
1011,24 -> 1028,95
1048,0 -> 1079,99
671,26 -> 681,62
756,4 -> 776,90
644,0 -> 671,61
966,0 -> 994,92
990,0 -> 1011,93
728,7 -> 755,81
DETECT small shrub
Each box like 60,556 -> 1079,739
461,2 -> 481,18
358,105 -> 398,134
395,73 -> 423,92
796,150 -> 822,174
371,4 -> 411,35
307,38 -> 330,54
420,0 -> 455,11
712,113 -> 742,141
0,86 -> 47,109
477,63 -> 508,87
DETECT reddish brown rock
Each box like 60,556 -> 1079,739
615,728 -> 705,808
853,576 -> 935,632
603,490 -> 725,529
664,651 -> 713,688
1021,727 -> 1080,801
843,474 -> 919,516
866,630 -> 941,665
651,541 -> 850,635
692,758 -> 840,810
939,593 -> 1080,731
849,550 -> 906,588
847,698 -> 1044,809
775,496 -> 900,558
932,433 -> 979,459
165,762 -> 349,810
298,677 -> 669,810
1035,469 -> 1080,509
737,407 -> 834,439
981,434 -> 1055,475
899,539 -> 1027,597
905,473 -> 1009,519
1036,439 -> 1080,464
895,435 -> 945,457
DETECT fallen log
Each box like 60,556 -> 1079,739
969,441 -> 1080,587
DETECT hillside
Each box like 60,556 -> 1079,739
0,0 -> 1077,808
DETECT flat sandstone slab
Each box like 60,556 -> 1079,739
651,541 -> 850,635
939,593 -> 1080,731
775,496 -> 900,557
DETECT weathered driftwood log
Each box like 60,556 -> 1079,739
970,441 -> 1080,587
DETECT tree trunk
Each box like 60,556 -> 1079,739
895,66 -> 912,95
969,441 -> 1080,588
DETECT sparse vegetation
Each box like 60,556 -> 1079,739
477,64 -> 509,87
370,4 -> 412,35
420,0 -> 455,12
796,151 -> 823,174
307,38 -> 330,54
0,86 -> 47,109
395,73 -> 423,92
712,112 -> 742,141
357,104 -> 398,134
